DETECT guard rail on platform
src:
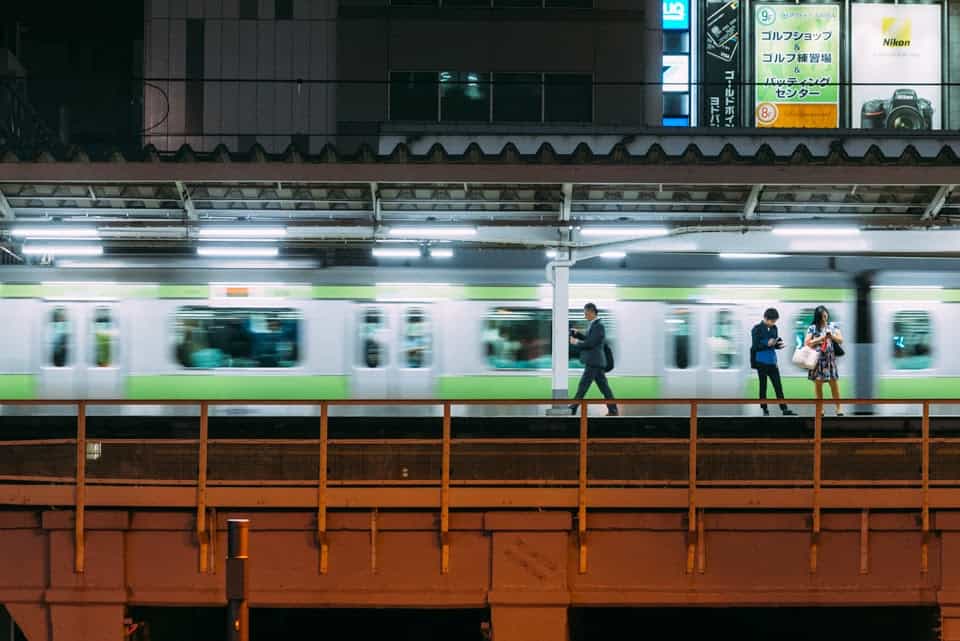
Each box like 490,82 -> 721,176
0,397 -> 957,575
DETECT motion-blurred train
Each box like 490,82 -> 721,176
0,269 -> 944,416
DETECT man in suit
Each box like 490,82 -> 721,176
569,302 -> 618,416
751,307 -> 797,417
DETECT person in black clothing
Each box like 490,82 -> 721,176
751,308 -> 796,417
569,302 -> 618,416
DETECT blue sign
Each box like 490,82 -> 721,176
663,0 -> 690,30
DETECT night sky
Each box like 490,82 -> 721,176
6,0 -> 143,149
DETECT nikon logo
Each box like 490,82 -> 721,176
881,16 -> 912,47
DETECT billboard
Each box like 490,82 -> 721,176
754,4 -> 840,128
703,0 -> 741,127
851,4 -> 941,130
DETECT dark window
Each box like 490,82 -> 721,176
275,0 -> 293,18
893,310 -> 932,370
239,0 -> 258,19
493,73 -> 542,122
494,0 -> 541,6
663,93 -> 690,117
544,74 -> 592,122
663,31 -> 690,54
440,71 -> 490,121
443,0 -> 491,6
545,0 -> 592,7
390,72 -> 439,121
666,308 -> 694,370
482,307 -> 615,370
186,19 -> 205,136
48,307 -> 71,368
359,307 -> 388,368
390,0 -> 439,5
174,307 -> 301,369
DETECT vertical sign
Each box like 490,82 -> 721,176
852,4 -> 941,130
754,4 -> 840,128
664,0 -> 690,30
703,0 -> 741,127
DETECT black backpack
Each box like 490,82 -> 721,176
749,324 -> 760,370
603,343 -> 615,373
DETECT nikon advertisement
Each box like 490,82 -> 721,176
851,3 -> 941,130
754,3 -> 840,128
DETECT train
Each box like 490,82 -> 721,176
0,266 -> 947,416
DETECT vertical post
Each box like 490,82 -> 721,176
922,401 -> 931,573
687,401 -> 698,574
860,508 -> 870,575
198,402 -> 209,574
811,399 -> 823,573
75,401 -> 86,574
441,401 -> 451,574
226,519 -> 249,641
318,401 -> 329,574
550,262 -> 570,406
578,400 -> 588,574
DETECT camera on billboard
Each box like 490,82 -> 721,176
861,88 -> 933,130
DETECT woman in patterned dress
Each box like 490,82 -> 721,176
805,305 -> 844,416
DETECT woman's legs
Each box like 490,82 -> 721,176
828,379 -> 842,414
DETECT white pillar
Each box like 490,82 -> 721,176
644,0 -> 664,127
551,263 -> 570,400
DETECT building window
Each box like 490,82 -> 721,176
892,311 -> 932,370
275,0 -> 293,19
544,74 -> 592,122
493,73 -> 542,122
545,0 -> 593,7
444,0 -> 492,6
239,0 -> 258,19
390,72 -> 439,121
494,0 -> 540,7
440,72 -> 490,121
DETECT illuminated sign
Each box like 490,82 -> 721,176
663,55 -> 690,92
663,0 -> 689,30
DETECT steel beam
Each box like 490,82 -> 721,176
176,181 -> 197,220
922,184 -> 955,221
743,184 -> 764,220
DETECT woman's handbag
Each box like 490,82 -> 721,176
792,345 -> 820,370
833,343 -> 845,357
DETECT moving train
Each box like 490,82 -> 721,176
0,268 -> 944,416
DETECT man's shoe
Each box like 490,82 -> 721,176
606,412 -> 619,417
782,409 -> 797,416
762,408 -> 770,417
569,405 -> 577,416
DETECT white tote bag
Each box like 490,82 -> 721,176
792,345 -> 819,370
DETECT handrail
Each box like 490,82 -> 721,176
2,396 -> 958,576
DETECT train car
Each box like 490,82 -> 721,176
0,271 -> 947,417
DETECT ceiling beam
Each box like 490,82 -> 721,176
921,184 -> 955,221
175,181 -> 197,220
743,184 -> 763,220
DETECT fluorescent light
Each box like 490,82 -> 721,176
387,227 -> 477,238
719,253 -> 787,259
372,248 -> 421,258
429,248 -> 454,258
13,227 -> 100,239
23,244 -> 103,257
198,226 -> 286,239
581,227 -> 669,238
197,246 -> 279,258
600,251 -> 627,259
772,227 -> 861,236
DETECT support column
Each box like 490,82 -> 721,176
551,263 -> 570,402
853,272 -> 874,414
491,605 -> 569,641
643,0 -> 664,127
943,606 -> 960,641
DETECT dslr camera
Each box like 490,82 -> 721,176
861,88 -> 933,130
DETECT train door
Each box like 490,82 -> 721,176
351,304 -> 435,398
661,306 -> 700,408
38,303 -> 123,399
699,307 -> 745,413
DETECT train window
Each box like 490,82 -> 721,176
482,307 -> 615,370
47,306 -> 71,367
174,307 -> 301,369
893,311 -> 932,370
794,308 -> 842,350
359,307 -> 387,369
666,308 -> 694,369
402,308 -> 432,368
710,309 -> 737,369
91,307 -> 117,367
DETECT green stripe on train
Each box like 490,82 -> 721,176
126,375 -> 350,400
436,376 -> 659,399
0,375 -> 36,399
877,378 -> 960,399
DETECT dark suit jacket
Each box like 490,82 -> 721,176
572,319 -> 607,368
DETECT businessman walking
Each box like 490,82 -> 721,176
569,302 -> 618,416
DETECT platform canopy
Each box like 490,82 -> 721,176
2,132 -> 960,263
